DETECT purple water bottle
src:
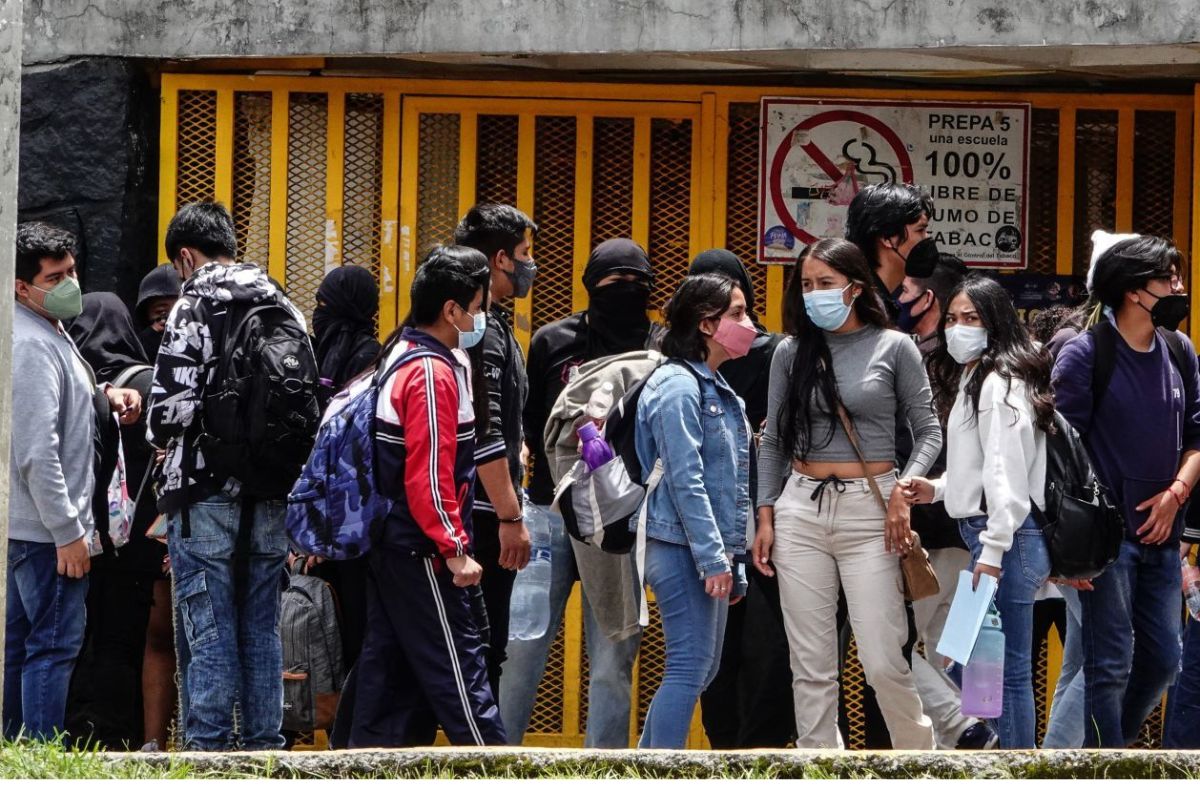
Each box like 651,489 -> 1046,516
578,421 -> 614,472
961,604 -> 1004,719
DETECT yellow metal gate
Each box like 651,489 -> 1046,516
159,74 -> 1196,748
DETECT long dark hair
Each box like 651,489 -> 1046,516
778,238 -> 890,462
926,274 -> 1055,432
660,273 -> 736,362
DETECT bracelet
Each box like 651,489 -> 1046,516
1173,478 -> 1193,499
498,515 -> 523,525
1168,484 -> 1188,507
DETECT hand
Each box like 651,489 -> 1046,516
521,442 -> 534,475
57,537 -> 91,579
498,520 -> 531,571
729,594 -> 744,606
1183,562 -> 1200,596
1135,489 -> 1180,545
752,517 -> 775,578
1051,577 -> 1094,591
105,386 -> 142,425
446,554 -> 483,587
972,562 -> 1001,590
899,476 -> 935,505
885,485 -> 914,555
705,572 -> 733,599
155,449 -> 166,465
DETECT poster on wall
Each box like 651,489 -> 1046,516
758,98 -> 1030,268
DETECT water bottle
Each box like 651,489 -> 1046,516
1183,557 -> 1200,621
961,604 -> 1005,719
508,501 -> 551,641
578,421 -> 614,472
586,381 -> 615,421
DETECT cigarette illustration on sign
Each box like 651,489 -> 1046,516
758,98 -> 1030,268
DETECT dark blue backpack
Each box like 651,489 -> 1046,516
286,346 -> 433,560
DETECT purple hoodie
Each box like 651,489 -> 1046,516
1051,326 -> 1200,545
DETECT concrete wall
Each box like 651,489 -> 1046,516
22,0 -> 1200,63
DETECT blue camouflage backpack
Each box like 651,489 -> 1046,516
287,345 -> 434,560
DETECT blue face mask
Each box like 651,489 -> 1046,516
804,284 -> 854,331
457,306 -> 487,349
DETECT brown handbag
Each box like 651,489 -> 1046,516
834,404 -> 941,602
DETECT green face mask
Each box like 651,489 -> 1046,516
30,276 -> 83,320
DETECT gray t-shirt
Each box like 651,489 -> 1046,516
757,324 -> 942,507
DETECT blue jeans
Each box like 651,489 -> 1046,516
500,506 -> 641,747
3,539 -> 89,741
638,538 -> 728,749
959,515 -> 1050,749
1164,613 -> 1200,748
168,493 -> 288,751
1080,538 -> 1182,748
1043,586 -> 1085,748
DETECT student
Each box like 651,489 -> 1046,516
502,238 -> 654,747
147,201 -> 317,751
753,237 -> 937,750
1051,234 -> 1200,748
634,273 -> 754,749
134,263 -> 182,359
347,245 -> 506,747
687,249 -> 796,749
904,274 -> 1055,749
453,203 -> 537,697
5,222 -> 141,742
845,183 -> 937,322
313,264 -> 382,410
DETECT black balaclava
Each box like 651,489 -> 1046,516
66,292 -> 150,384
583,238 -> 655,359
313,265 -> 380,389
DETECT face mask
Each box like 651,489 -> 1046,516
29,276 -> 83,320
896,290 -> 932,334
590,280 -> 651,321
456,306 -> 487,349
505,257 -> 537,299
803,284 -> 854,332
903,238 -> 940,279
1142,289 -> 1190,331
945,324 -> 988,365
711,316 -> 757,359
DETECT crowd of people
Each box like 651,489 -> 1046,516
4,183 -> 1199,753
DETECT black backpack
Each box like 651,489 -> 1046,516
200,300 -> 321,499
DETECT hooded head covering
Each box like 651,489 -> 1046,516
582,239 -> 655,359
582,238 -> 654,293
313,265 -> 381,390
66,292 -> 149,384
1087,230 -> 1140,293
135,263 -> 183,322
688,248 -> 756,317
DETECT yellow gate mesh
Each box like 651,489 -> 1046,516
1027,109 -> 1060,276
527,618 -> 568,734
1034,624 -> 1051,743
232,92 -> 272,268
590,118 -> 635,251
416,113 -> 461,260
842,636 -> 869,749
635,598 -> 667,734
176,90 -> 218,209
343,94 -> 385,294
1072,110 -> 1119,275
531,116 -> 578,333
285,93 -> 329,323
1133,110 -> 1179,241
475,115 -> 520,315
725,103 -> 770,321
648,118 -> 694,313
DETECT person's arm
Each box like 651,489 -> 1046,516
750,339 -> 793,576
650,373 -> 730,580
1140,334 -> 1200,545
146,296 -> 207,449
894,336 -> 942,479
522,330 -> 549,478
1050,335 -> 1094,436
975,376 -> 1037,571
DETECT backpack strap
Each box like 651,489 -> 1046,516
635,459 -> 665,628
111,364 -> 152,389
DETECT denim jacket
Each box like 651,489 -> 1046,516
634,358 -> 751,584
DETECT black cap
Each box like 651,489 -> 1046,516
583,238 -> 653,293
135,263 -> 183,321
688,249 -> 754,311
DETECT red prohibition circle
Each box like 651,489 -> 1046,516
769,109 -> 915,245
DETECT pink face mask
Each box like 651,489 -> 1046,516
712,316 -> 756,359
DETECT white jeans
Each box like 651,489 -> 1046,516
773,471 -> 935,750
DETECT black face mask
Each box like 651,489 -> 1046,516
903,237 -> 940,279
896,290 -> 932,334
1145,290 -> 1190,331
590,281 -> 651,324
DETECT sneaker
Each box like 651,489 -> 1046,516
139,740 -> 161,753
956,721 -> 998,750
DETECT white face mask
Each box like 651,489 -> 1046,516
945,324 -> 988,365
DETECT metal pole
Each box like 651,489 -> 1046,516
0,0 -> 23,729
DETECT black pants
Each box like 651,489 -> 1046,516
309,556 -> 369,670
472,512 -> 517,700
343,549 -> 505,747
700,567 -> 796,748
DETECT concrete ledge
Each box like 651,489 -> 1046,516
104,747 -> 1200,779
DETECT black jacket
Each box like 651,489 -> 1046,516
474,305 -> 528,515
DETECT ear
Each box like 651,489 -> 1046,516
699,316 -> 720,337
442,298 -> 460,326
13,279 -> 31,302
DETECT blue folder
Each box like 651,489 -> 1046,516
935,570 -> 999,665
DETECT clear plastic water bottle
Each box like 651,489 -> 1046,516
586,381 -> 615,421
961,604 -> 1005,719
508,501 -> 551,641
578,421 -> 614,472
1183,558 -> 1200,621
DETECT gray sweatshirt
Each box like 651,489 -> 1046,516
9,302 -> 97,545
758,325 -> 942,507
